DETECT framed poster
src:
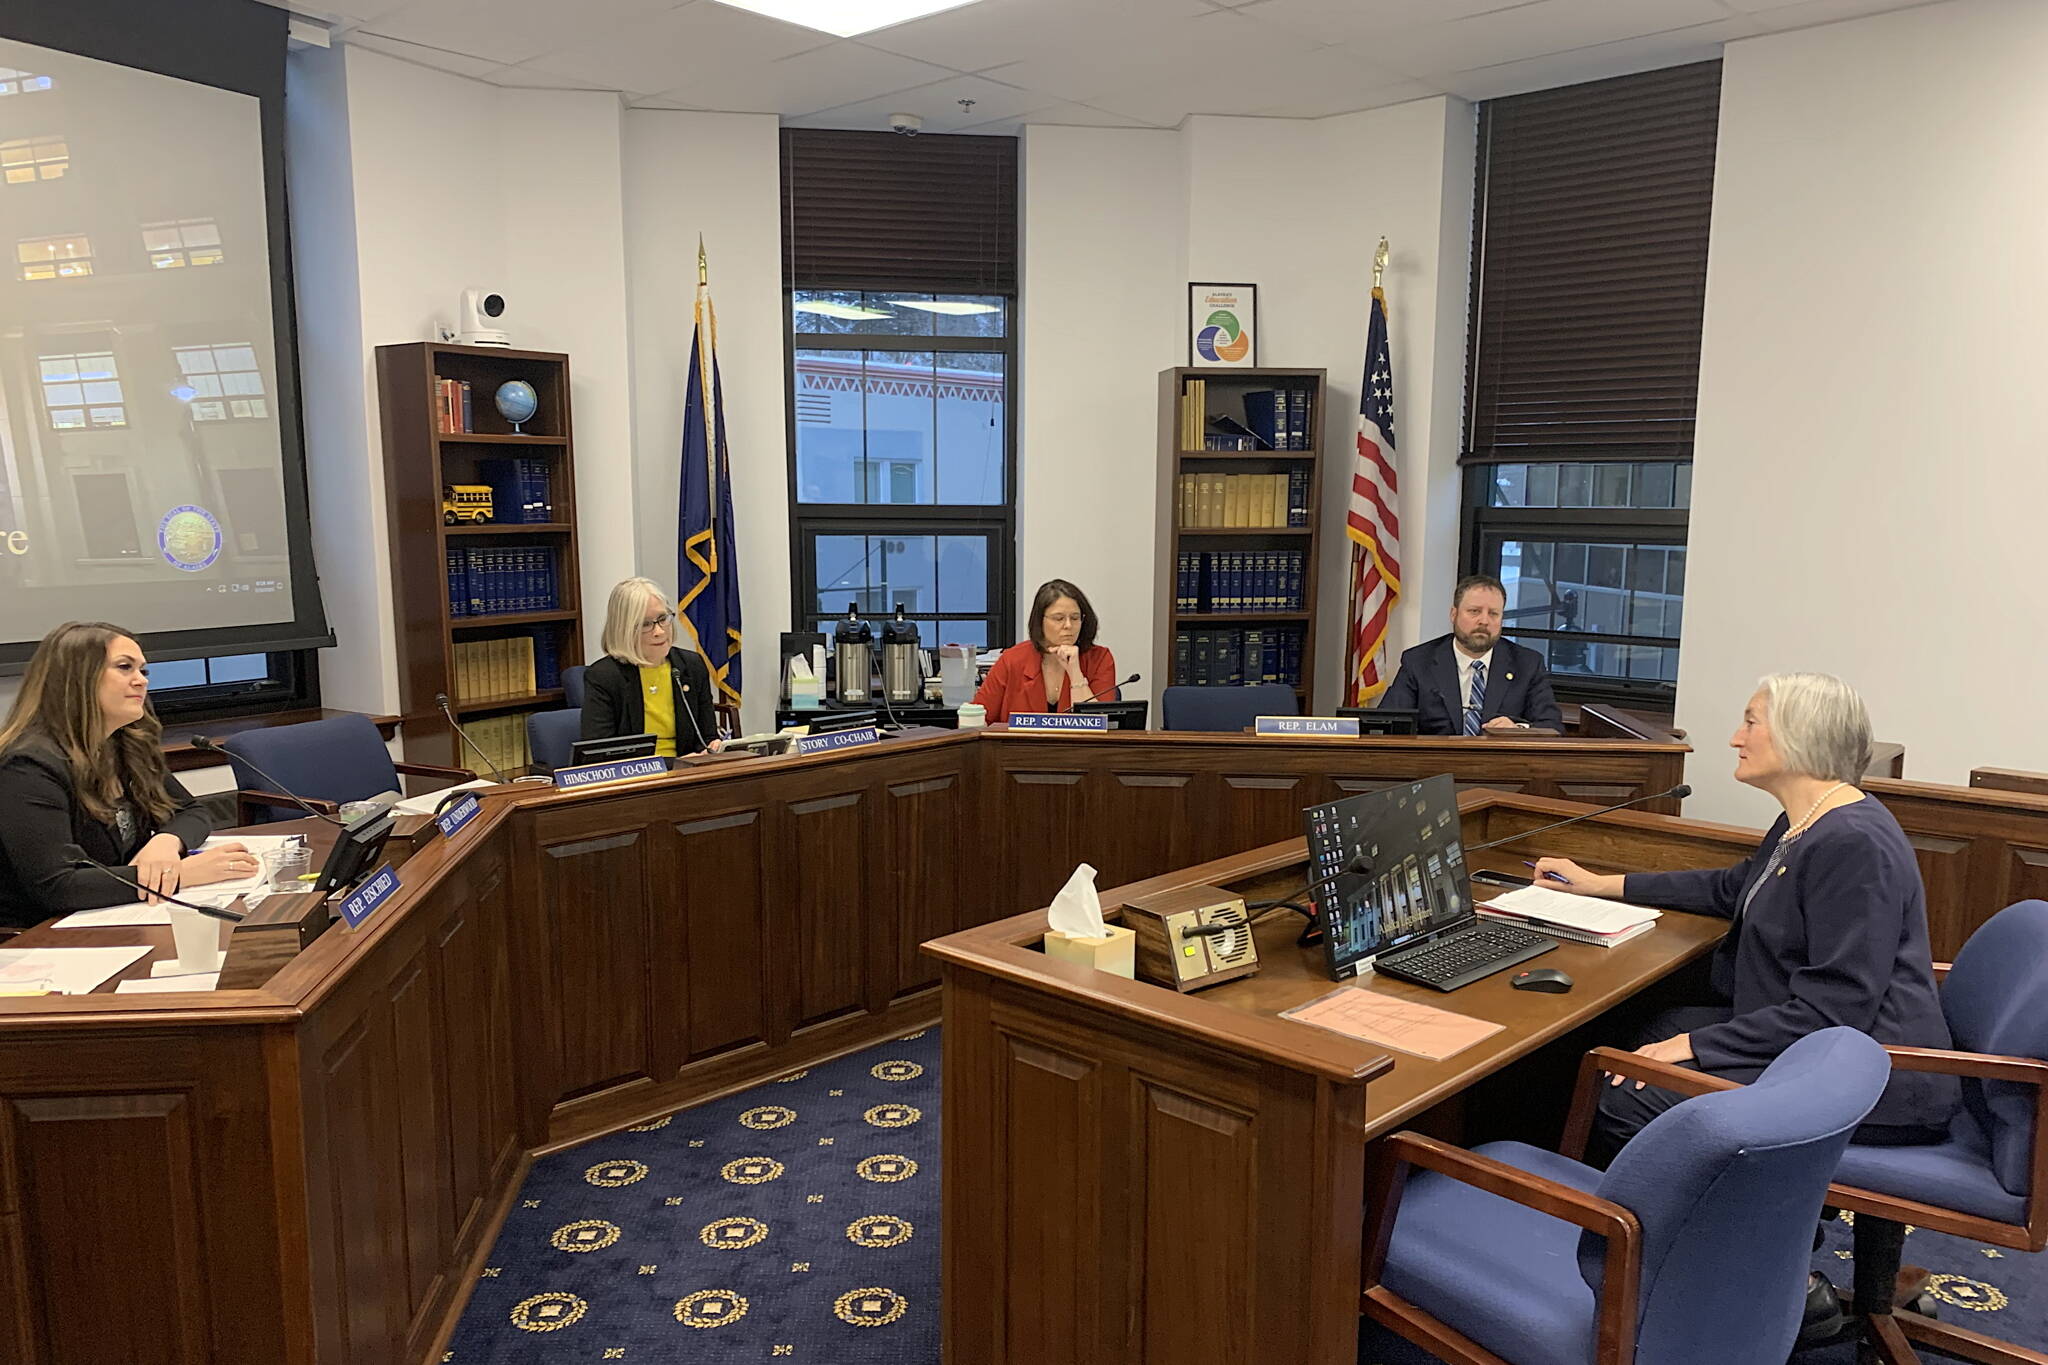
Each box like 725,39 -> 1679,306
1189,283 -> 1258,368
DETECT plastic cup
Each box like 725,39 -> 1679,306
168,909 -> 225,973
267,843 -> 312,890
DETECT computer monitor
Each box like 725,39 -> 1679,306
1074,700 -> 1148,731
314,807 -> 397,895
1301,774 -> 1473,980
805,709 -> 880,735
569,732 -> 658,765
1336,706 -> 1420,736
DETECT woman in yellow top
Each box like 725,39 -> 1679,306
579,578 -> 720,756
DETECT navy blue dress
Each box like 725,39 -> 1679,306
1624,797 -> 1958,1133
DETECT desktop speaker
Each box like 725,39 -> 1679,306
1123,884 -> 1259,992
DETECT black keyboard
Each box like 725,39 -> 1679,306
1374,920 -> 1557,992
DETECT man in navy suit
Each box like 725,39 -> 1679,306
1379,574 -> 1564,735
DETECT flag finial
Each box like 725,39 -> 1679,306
1372,236 -> 1389,291
698,235 -> 708,287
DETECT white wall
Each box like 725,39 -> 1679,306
1019,102 -> 1474,712
1678,0 -> 2048,822
622,110 -> 790,738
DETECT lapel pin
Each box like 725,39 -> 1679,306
1776,866 -> 1787,876
1506,672 -> 1514,681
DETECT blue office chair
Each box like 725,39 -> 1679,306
527,708 -> 582,774
221,713 -> 473,824
1818,899 -> 2048,1365
1364,1027 -> 1890,1365
1159,682 -> 1298,732
562,664 -> 587,709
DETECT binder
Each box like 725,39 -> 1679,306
1242,390 -> 1280,450
1174,631 -> 1192,685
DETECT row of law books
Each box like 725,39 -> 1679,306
478,457 -> 554,523
1173,626 -> 1305,688
1177,471 -> 1310,528
453,632 -> 563,702
464,713 -> 532,776
1175,550 -> 1307,613
1175,381 -> 1317,451
447,545 -> 559,617
434,377 -> 474,434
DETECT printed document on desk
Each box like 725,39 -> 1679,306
1478,884 -> 1660,936
0,945 -> 152,995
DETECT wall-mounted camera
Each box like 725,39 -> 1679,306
455,288 -> 510,347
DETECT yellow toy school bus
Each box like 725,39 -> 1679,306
442,484 -> 493,524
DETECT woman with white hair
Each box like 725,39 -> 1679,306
1536,672 -> 1957,1164
580,578 -> 721,757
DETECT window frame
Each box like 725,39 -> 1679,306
784,290 -> 1017,652
145,647 -> 320,721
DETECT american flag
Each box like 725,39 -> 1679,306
1345,287 -> 1402,704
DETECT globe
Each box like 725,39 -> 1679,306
494,379 -> 539,433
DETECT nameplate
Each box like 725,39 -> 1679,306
434,793 -> 481,839
1255,716 -> 1360,737
337,864 -> 400,929
1009,712 -> 1109,732
794,725 -> 881,757
553,755 -> 674,790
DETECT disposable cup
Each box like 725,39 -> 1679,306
168,909 -> 225,973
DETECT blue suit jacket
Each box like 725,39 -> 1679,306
1378,633 -> 1563,735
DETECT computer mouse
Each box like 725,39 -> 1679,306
1510,967 -> 1574,993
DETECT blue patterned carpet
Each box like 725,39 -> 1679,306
447,1026 -> 2044,1364
445,1028 -> 940,1363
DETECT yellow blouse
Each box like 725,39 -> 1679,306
638,662 -> 677,758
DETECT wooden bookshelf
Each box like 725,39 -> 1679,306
377,342 -> 585,775
1156,366 -> 1327,708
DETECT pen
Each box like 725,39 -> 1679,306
1523,860 -> 1571,884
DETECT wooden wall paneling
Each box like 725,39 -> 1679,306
535,820 -> 657,1103
388,957 -> 454,1356
1870,779 -> 2048,960
996,763 -> 1089,913
1216,773 -> 1311,853
1091,769 -> 1199,891
433,853 -> 521,1259
783,787 -> 875,1030
669,799 -> 773,1064
1901,832 -> 1974,962
1132,1079 -> 1258,1364
996,1030 -> 1104,1364
883,764 -> 970,1000
315,1010 -> 411,1365
2004,844 -> 2048,914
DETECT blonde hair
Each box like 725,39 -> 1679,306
601,577 -> 670,667
1757,672 -> 1872,784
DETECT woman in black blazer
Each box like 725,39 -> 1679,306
579,578 -> 721,757
0,621 -> 257,930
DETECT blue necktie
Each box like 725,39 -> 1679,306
1463,660 -> 1486,735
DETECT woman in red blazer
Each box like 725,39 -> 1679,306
974,579 -> 1118,724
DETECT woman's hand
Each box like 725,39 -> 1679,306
180,841 -> 260,889
1610,1033 -> 1695,1087
1531,857 -> 1625,899
130,833 -> 186,904
1047,643 -> 1082,673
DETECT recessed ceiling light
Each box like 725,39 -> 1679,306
892,300 -> 1003,315
792,301 -> 893,319
705,0 -> 985,39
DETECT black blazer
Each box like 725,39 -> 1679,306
579,648 -> 717,755
1379,633 -> 1563,735
0,733 -> 213,929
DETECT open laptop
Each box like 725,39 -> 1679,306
1302,774 -> 1556,991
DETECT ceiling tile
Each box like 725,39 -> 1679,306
858,0 -> 1216,74
1002,101 -> 1158,129
628,39 -> 959,113
989,6 -> 1322,107
265,0 -> 415,24
343,30 -> 511,77
1246,75 -> 1441,119
1240,0 -> 1542,49
1422,18 -> 1757,101
1359,0 -> 1732,78
1091,44 -> 1427,124
786,70 -> 1049,130
360,0 -> 686,68
1740,0 -> 1935,28
514,0 -> 833,93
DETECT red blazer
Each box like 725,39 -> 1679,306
973,641 -> 1118,724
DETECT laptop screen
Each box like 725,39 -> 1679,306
1302,774 -> 1473,979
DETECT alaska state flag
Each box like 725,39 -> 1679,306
678,246 -> 743,706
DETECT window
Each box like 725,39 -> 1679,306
173,342 -> 268,421
1,135 -> 68,183
145,651 -> 318,719
142,218 -> 225,269
17,232 -> 92,281
0,68 -> 55,96
782,130 -> 1017,652
39,351 -> 126,430
1459,62 -> 1720,704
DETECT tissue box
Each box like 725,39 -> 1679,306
1042,924 -> 1136,979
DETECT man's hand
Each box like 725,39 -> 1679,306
1482,715 -> 1524,732
1610,1033 -> 1695,1088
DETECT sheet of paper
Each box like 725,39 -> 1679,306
116,972 -> 220,994
1482,884 -> 1660,934
1283,986 -> 1505,1061
205,833 -> 298,854
392,780 -> 492,817
0,945 -> 152,995
53,902 -> 175,928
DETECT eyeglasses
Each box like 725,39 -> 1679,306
639,611 -> 675,631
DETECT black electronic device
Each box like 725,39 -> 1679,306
312,805 -> 397,895
805,709 -> 880,736
1074,700 -> 1149,731
1302,774 -> 1555,991
1335,706 -> 1421,736
1511,967 -> 1575,994
568,732 -> 658,765
724,733 -> 794,757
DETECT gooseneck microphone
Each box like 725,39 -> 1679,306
1465,784 -> 1693,854
436,693 -> 508,784
62,845 -> 247,922
1248,850 -> 1374,945
188,736 -> 345,826
1073,672 -> 1141,706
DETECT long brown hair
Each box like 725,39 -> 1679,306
0,622 -> 176,824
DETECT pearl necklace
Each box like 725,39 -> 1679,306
1785,781 -> 1847,839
